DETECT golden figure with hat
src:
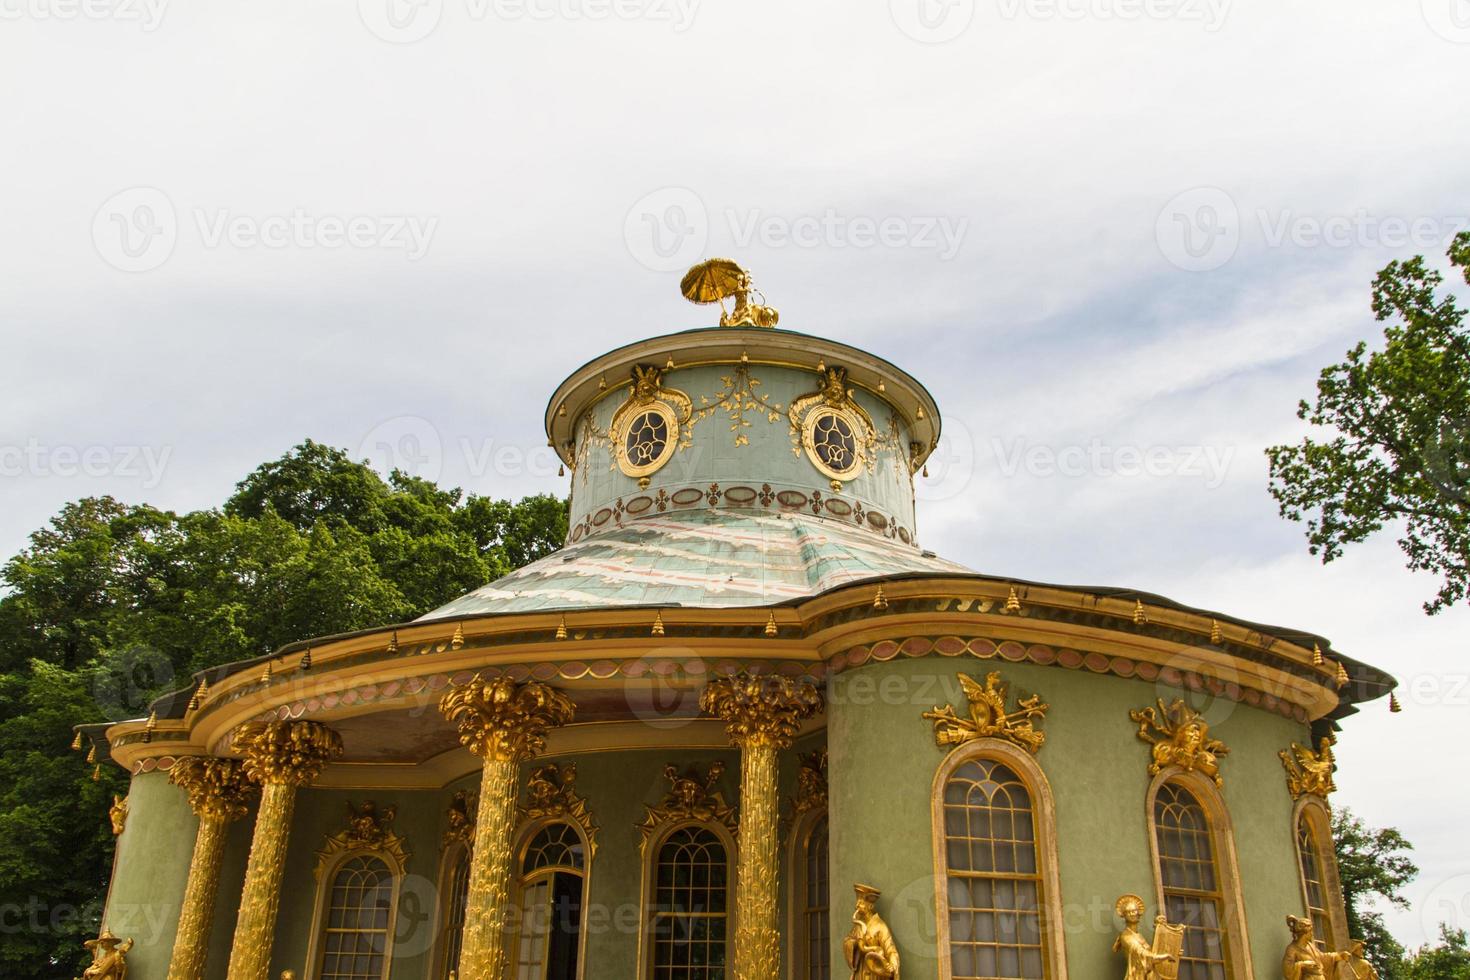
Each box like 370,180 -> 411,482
76,930 -> 133,980
1344,940 -> 1379,979
1281,915 -> 1350,979
681,258 -> 780,328
1113,894 -> 1183,980
844,883 -> 900,980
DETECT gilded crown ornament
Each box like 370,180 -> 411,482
923,671 -> 1050,754
681,258 -> 779,328
1130,698 -> 1229,786
519,762 -> 598,856
314,800 -> 410,879
637,761 -> 738,849
439,675 -> 575,762
168,756 -> 257,821
232,720 -> 343,787
700,672 -> 825,749
1279,737 -> 1336,799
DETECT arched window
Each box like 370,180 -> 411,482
314,855 -> 397,980
933,740 -> 1067,980
789,812 -> 830,980
512,821 -> 588,980
435,843 -> 472,980
645,825 -> 732,979
1149,777 -> 1251,980
1294,799 -> 1347,950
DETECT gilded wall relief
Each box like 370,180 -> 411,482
691,362 -> 784,448
923,670 -> 1050,754
1279,737 -> 1336,799
518,762 -> 599,857
636,761 -> 738,852
315,800 -> 411,878
1129,698 -> 1229,786
788,367 -> 877,486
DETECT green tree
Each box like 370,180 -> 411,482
0,441 -> 567,978
1334,808 -> 1419,977
1267,231 -> 1470,613
1405,926 -> 1470,980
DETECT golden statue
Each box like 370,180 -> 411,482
843,883 -> 900,980
1130,698 -> 1230,786
681,258 -> 779,328
1279,738 -> 1336,799
108,795 -> 129,836
1112,895 -> 1182,980
1281,915 -> 1349,979
1345,940 -> 1379,979
924,671 -> 1049,754
76,931 -> 133,980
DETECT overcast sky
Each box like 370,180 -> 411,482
3,0 -> 1467,952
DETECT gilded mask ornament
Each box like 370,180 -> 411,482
1129,698 -> 1229,786
442,789 -> 477,848
1279,737 -> 1336,799
76,930 -> 133,980
1113,894 -> 1183,980
519,762 -> 599,857
315,800 -> 410,879
923,671 -> 1050,754
788,367 -> 878,486
610,365 -> 693,482
636,761 -> 737,850
843,884 -> 900,980
1282,914 -> 1351,980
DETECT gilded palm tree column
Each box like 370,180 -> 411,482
165,758 -> 257,980
439,675 -> 576,980
224,721 -> 344,980
701,673 -> 824,980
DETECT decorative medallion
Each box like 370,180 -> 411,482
519,762 -> 599,857
922,670 -> 1049,754
442,789 -> 477,849
1279,737 -> 1336,799
314,800 -> 411,879
789,367 -> 876,485
1129,698 -> 1230,786
611,365 -> 693,481
636,761 -> 738,852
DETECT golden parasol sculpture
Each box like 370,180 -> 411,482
680,258 -> 779,328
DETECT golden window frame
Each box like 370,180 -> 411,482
1144,768 -> 1256,980
303,848 -> 404,980
431,840 -> 472,980
1292,795 -> 1349,951
930,737 -> 1070,980
802,405 -> 866,483
508,815 -> 594,980
636,817 -> 737,980
786,807 -> 830,980
612,399 -> 680,480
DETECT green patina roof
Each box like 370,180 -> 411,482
418,510 -> 967,619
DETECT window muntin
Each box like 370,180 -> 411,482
317,855 -> 395,980
513,822 -> 587,980
795,814 -> 830,980
1155,782 -> 1232,980
941,757 -> 1046,979
650,826 -> 729,980
438,846 -> 471,980
1295,814 -> 1338,949
801,406 -> 865,482
614,401 -> 679,479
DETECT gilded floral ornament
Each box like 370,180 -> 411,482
1279,737 -> 1336,799
636,761 -> 738,851
232,720 -> 343,788
923,671 -> 1049,755
1129,698 -> 1229,786
315,800 -> 411,879
700,672 -> 824,749
691,363 -> 784,448
518,762 -> 599,857
442,789 -> 477,848
439,674 -> 575,762
76,930 -> 133,980
168,756 -> 257,821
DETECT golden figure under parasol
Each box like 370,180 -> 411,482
681,258 -> 779,328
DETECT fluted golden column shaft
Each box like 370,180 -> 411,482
167,813 -> 228,980
700,672 -> 824,980
440,675 -> 575,980
457,758 -> 518,980
222,721 -> 342,980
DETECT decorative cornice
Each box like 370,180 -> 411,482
315,800 -> 410,879
637,762 -> 738,852
1280,738 -> 1336,799
923,670 -> 1049,755
233,720 -> 342,787
519,763 -> 598,858
168,756 -> 257,821
439,675 -> 574,763
700,672 -> 824,749
1130,698 -> 1229,787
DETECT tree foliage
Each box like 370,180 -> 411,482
1334,808 -> 1419,976
0,441 -> 566,978
1267,232 -> 1470,613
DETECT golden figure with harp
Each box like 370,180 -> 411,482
681,258 -> 780,328
1113,894 -> 1183,980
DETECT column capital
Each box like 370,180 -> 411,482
169,757 -> 257,823
439,675 -> 575,763
701,672 -> 824,749
232,720 -> 343,788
